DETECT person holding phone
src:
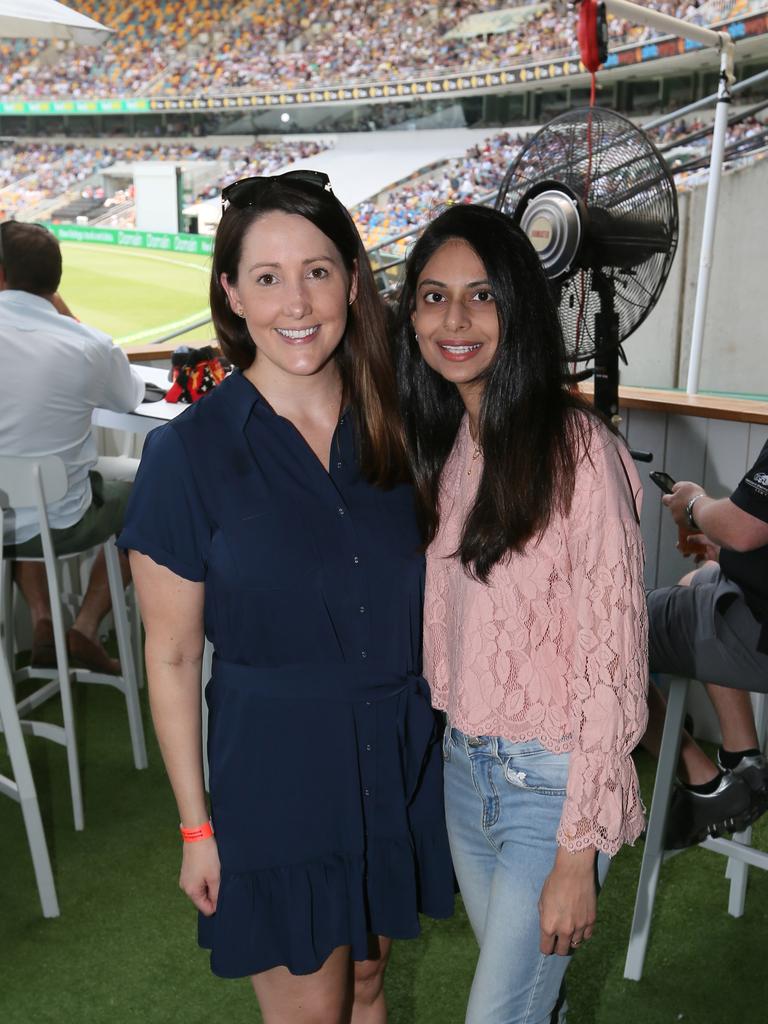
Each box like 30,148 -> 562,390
643,452 -> 768,848
120,172 -> 454,1022
649,470 -> 706,558
395,204 -> 648,1023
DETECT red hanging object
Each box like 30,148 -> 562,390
574,0 -> 610,361
577,0 -> 608,74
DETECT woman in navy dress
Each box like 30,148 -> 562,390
120,171 -> 453,1022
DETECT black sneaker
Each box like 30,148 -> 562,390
664,772 -> 753,850
717,750 -> 768,828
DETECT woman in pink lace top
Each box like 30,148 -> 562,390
396,204 -> 648,1023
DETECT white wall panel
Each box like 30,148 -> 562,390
623,408 -> 668,589
702,419 -> 751,496
656,413 -> 708,587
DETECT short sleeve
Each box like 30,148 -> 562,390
729,441 -> 768,523
118,424 -> 211,582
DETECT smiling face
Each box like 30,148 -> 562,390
411,238 -> 499,398
220,210 -> 357,386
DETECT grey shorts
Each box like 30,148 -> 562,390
647,563 -> 768,694
6,472 -> 132,559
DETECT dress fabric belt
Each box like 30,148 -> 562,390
208,656 -> 438,805
197,656 -> 454,978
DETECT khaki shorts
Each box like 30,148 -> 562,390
6,472 -> 132,558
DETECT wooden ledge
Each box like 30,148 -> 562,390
580,384 -> 768,425
124,339 -> 220,363
120,352 -> 768,426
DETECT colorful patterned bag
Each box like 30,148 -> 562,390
165,345 -> 230,404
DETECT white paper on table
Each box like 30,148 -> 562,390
133,365 -> 170,389
133,400 -> 183,421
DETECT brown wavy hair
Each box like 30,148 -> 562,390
210,181 -> 408,487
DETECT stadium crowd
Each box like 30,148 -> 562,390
0,137 -> 331,221
2,112 -> 765,236
351,113 -> 767,247
0,0 -> 755,101
352,131 -> 527,246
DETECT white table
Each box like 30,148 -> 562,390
92,365 -> 184,436
93,365 -> 215,787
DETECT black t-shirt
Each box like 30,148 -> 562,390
719,440 -> 768,649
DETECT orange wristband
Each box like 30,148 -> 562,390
179,820 -> 214,842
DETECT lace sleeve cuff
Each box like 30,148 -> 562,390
556,751 -> 646,856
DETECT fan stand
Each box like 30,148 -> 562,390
591,270 -> 620,426
590,269 -> 653,462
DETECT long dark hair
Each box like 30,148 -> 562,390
395,204 -> 595,581
210,181 -> 408,487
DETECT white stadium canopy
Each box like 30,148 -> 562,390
0,0 -> 112,44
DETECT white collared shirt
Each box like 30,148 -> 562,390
0,290 -> 145,545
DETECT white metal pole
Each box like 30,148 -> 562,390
603,0 -> 723,49
603,1 -> 736,396
686,45 -> 733,394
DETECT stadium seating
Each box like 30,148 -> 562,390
0,0 -> 759,101
352,115 -> 768,247
0,137 -> 333,223
2,116 -> 765,237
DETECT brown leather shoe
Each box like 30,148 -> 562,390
30,618 -> 57,668
67,629 -> 121,676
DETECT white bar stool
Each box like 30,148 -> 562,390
625,675 -> 768,980
0,454 -> 147,832
0,508 -> 59,918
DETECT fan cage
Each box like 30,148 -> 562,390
496,107 -> 679,362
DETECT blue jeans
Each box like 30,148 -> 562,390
443,727 -> 610,1024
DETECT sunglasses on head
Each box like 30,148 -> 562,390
221,170 -> 333,214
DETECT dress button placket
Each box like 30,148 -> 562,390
359,699 -> 376,851
339,500 -> 373,798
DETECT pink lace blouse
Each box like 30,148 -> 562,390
424,414 -> 649,856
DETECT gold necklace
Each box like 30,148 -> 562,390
468,442 -> 482,475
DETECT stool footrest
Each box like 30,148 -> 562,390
700,835 -> 768,870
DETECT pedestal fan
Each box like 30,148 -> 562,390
495,106 -> 678,424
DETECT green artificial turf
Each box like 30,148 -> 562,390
1,673 -> 766,1023
58,242 -> 213,347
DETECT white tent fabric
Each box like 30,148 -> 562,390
0,0 -> 112,44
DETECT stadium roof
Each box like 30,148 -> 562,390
0,0 -> 112,44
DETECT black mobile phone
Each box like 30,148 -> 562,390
143,382 -> 168,403
649,470 -> 676,495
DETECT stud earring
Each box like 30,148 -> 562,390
237,307 -> 246,318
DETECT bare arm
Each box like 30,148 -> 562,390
130,549 -> 219,915
51,292 -> 77,318
663,483 -> 768,552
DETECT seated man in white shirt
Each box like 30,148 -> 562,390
0,221 -> 145,674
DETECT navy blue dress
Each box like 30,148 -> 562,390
119,372 -> 454,978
